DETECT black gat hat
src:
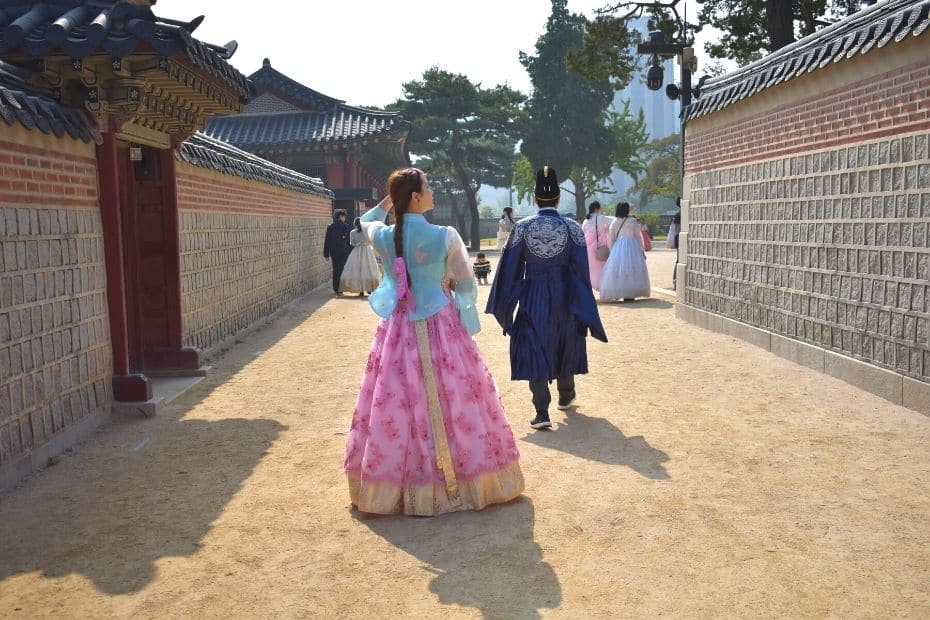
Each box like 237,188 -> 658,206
535,166 -> 560,201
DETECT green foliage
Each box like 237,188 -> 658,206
639,212 -> 662,236
520,0 -> 641,219
480,205 -> 495,218
390,67 -> 526,249
698,0 -> 861,65
565,14 -> 638,90
631,133 -> 681,208
576,1 -> 863,74
609,99 -> 649,180
511,154 -> 535,205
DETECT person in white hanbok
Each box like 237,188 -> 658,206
580,201 -> 614,291
339,218 -> 382,296
496,207 -> 515,250
599,202 -> 650,301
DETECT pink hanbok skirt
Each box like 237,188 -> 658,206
344,300 -> 524,516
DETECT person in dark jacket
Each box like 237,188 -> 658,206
324,210 -> 352,294
486,166 -> 607,430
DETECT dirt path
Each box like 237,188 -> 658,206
1,249 -> 928,618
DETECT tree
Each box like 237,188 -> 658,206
520,0 -> 638,220
571,0 -> 864,79
511,154 -> 535,206
390,68 -> 525,250
608,99 -> 649,182
631,133 -> 681,208
698,0 -> 862,65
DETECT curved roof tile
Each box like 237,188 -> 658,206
0,61 -> 100,143
0,1 -> 252,100
684,0 -> 930,121
178,133 -> 333,198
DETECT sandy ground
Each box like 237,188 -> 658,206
1,248 -> 929,618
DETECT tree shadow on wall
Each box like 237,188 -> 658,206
0,416 -> 285,595
357,497 -> 560,619
522,409 -> 670,480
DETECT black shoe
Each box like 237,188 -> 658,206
556,393 -> 577,410
530,414 -> 552,430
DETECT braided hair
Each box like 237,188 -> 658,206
387,167 -> 424,284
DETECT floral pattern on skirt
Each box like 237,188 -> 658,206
344,301 -> 524,516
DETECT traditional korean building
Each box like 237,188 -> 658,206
0,1 -> 334,488
205,59 -> 410,218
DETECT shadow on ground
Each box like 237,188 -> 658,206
597,298 -> 674,310
522,410 -> 670,479
0,288 -> 336,594
357,497 -> 560,619
0,415 -> 285,594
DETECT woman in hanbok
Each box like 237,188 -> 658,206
600,202 -> 651,301
344,167 -> 524,516
339,218 -> 382,296
496,207 -> 515,250
580,201 -> 613,291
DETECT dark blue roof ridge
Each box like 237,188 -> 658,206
249,62 -> 344,109
700,0 -> 905,92
0,60 -> 101,143
179,131 -> 334,198
248,62 -> 403,121
686,0 -> 929,121
0,1 -> 252,100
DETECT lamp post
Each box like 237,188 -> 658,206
636,31 -> 706,182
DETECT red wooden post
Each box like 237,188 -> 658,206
97,130 -> 152,401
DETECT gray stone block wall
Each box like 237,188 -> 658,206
178,211 -> 330,353
686,130 -> 930,382
0,206 -> 113,470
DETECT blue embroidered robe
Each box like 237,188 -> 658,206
486,209 -> 607,381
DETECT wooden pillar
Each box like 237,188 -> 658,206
96,131 -> 152,402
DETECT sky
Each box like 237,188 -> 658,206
160,0 -> 724,108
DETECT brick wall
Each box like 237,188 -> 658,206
0,126 -> 112,477
175,162 -> 332,353
680,35 -> 930,407
686,58 -> 930,174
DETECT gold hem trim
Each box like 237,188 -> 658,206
348,462 -> 525,516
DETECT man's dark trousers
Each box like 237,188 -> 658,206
529,376 -> 575,415
331,252 -> 349,293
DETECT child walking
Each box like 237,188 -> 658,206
472,252 -> 492,285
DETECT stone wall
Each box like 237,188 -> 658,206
686,131 -> 930,381
680,34 -> 930,412
175,162 -> 332,354
0,125 -> 112,483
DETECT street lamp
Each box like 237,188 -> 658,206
645,55 -> 664,91
636,31 -> 695,107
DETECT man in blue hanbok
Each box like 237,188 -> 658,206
486,166 -> 607,430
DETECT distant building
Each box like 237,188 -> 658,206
206,59 -> 410,219
597,17 -> 680,206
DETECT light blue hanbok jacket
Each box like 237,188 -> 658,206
359,206 -> 480,335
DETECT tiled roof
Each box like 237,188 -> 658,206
178,132 -> 333,198
684,0 -> 930,121
204,107 -> 409,152
0,60 -> 100,143
202,59 -> 409,153
0,1 -> 252,100
248,60 -> 342,111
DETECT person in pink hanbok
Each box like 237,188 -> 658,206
344,167 -> 524,516
580,201 -> 614,291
